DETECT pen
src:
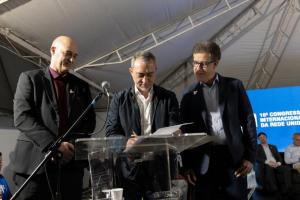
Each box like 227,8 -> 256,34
131,131 -> 138,138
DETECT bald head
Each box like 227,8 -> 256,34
51,36 -> 77,49
50,35 -> 78,74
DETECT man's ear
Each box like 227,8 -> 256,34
129,67 -> 133,74
213,60 -> 219,68
50,46 -> 56,55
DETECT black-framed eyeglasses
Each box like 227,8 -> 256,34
192,60 -> 215,68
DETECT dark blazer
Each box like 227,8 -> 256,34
180,74 -> 257,171
256,144 -> 282,164
255,144 -> 292,193
12,68 -> 96,175
105,85 -> 179,199
106,84 -> 179,137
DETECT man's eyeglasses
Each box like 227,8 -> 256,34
193,60 -> 215,68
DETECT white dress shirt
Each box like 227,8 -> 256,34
262,144 -> 281,165
201,75 -> 226,144
284,144 -> 300,165
135,86 -> 153,135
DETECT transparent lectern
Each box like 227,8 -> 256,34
75,133 -> 213,200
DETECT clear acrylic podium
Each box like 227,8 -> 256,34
75,133 -> 213,200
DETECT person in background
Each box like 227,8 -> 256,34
180,41 -> 257,200
106,50 -> 180,200
284,132 -> 300,173
12,35 -> 95,200
0,152 -> 11,200
255,132 -> 291,198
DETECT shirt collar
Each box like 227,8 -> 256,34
200,74 -> 219,87
134,85 -> 153,99
49,67 -> 69,80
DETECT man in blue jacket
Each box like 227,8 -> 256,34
180,41 -> 257,200
106,51 -> 180,200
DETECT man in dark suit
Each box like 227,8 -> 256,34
255,132 -> 291,198
12,36 -> 96,200
106,51 -> 180,200
180,41 -> 257,200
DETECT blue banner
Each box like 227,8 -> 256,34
247,86 -> 300,151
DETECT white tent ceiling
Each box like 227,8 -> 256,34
0,0 -> 300,121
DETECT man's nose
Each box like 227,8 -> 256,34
69,56 -> 76,63
142,75 -> 149,83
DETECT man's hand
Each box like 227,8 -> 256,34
172,129 -> 182,136
234,160 -> 253,178
126,137 -> 137,148
267,160 -> 279,168
184,169 -> 197,186
58,142 -> 74,162
293,162 -> 300,173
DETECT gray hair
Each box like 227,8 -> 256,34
131,51 -> 156,67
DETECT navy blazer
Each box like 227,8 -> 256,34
180,74 -> 257,171
256,144 -> 282,164
106,85 -> 179,137
12,68 -> 96,175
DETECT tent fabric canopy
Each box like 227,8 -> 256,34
0,0 -> 300,118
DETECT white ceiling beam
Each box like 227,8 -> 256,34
75,0 -> 253,72
247,0 -> 300,89
0,28 -> 50,68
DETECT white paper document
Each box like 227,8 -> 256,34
151,123 -> 193,136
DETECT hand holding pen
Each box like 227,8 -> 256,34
125,131 -> 138,150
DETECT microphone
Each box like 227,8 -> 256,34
101,81 -> 111,97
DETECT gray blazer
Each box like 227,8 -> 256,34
12,68 -> 95,175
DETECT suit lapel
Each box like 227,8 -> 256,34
68,77 -> 77,117
130,88 -> 142,135
270,145 -> 276,155
43,69 -> 58,111
218,75 -> 227,116
259,144 -> 267,160
193,83 -> 210,130
151,85 -> 159,130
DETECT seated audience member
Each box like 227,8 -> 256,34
285,132 -> 300,172
0,152 -> 11,200
255,132 -> 291,197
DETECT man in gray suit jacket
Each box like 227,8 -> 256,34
180,41 -> 257,200
12,36 -> 95,200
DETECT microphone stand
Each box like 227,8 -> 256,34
10,91 -> 104,200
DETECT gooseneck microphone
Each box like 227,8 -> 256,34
101,81 -> 111,97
